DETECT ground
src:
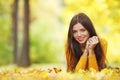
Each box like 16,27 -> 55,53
0,64 -> 120,80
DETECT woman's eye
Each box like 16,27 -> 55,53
80,29 -> 86,32
73,31 -> 77,34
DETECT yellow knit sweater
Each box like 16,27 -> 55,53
75,38 -> 108,72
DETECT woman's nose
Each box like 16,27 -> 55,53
77,31 -> 81,36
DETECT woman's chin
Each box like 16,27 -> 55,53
79,41 -> 85,44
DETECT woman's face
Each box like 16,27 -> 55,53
72,23 -> 90,45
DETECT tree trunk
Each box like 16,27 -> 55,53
18,0 -> 30,67
12,0 -> 19,64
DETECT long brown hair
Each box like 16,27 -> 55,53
66,13 -> 105,71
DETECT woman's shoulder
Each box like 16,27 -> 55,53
99,37 -> 108,54
99,37 -> 108,45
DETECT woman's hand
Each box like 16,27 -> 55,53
83,36 -> 99,56
86,36 -> 99,56
87,36 -> 99,50
82,40 -> 90,57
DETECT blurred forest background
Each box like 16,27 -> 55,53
0,0 -> 120,68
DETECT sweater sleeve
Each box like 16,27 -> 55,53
100,38 -> 108,56
100,38 -> 108,68
75,56 -> 87,72
88,38 -> 108,71
88,54 -> 99,71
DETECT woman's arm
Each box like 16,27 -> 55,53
88,49 -> 99,71
87,36 -> 99,71
75,49 -> 88,72
99,38 -> 108,69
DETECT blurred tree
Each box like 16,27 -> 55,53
12,0 -> 19,65
0,0 -> 65,65
18,0 -> 30,67
12,0 -> 30,67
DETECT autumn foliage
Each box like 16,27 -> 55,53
0,66 -> 120,80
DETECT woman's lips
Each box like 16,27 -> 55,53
78,38 -> 84,42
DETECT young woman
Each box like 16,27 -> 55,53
65,13 -> 107,72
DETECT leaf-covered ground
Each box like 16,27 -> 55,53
0,65 -> 120,80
